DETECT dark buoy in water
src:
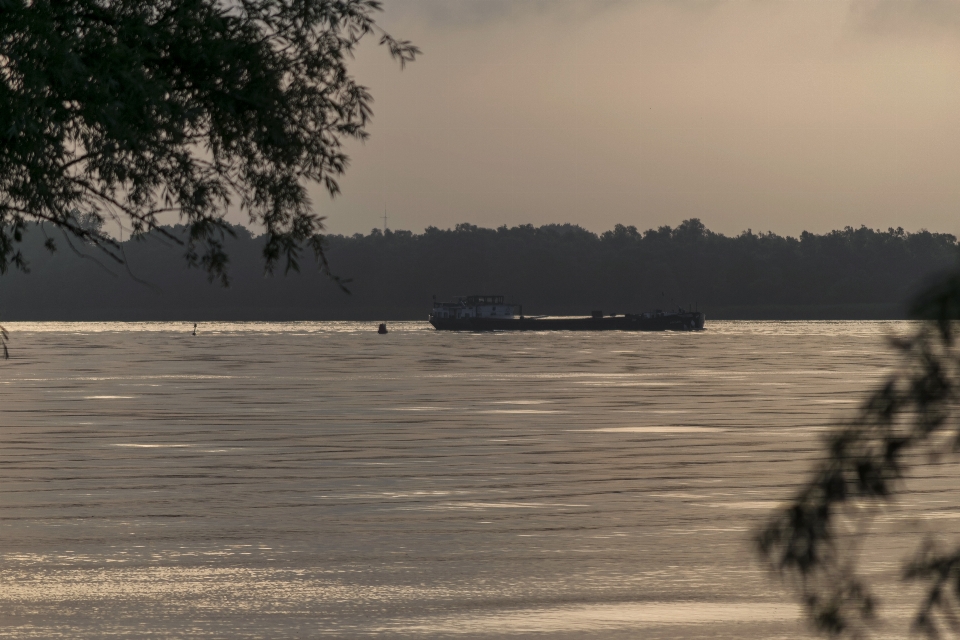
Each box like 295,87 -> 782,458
378,323 -> 388,334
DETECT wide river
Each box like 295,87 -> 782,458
0,321 -> 951,638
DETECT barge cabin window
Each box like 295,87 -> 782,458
465,295 -> 504,305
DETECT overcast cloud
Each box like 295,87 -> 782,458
303,0 -> 960,238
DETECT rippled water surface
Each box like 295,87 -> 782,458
0,321 -> 944,637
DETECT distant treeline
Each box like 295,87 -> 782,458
1,219 -> 957,320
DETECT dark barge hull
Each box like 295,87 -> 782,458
429,312 -> 705,332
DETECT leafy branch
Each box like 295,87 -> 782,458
757,272 -> 960,638
0,0 -> 419,284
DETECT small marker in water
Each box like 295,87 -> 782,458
378,323 -> 388,334
192,323 -> 197,336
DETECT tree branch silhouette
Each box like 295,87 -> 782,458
757,270 -> 960,638
0,0 -> 419,285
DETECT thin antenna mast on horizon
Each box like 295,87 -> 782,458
382,207 -> 388,232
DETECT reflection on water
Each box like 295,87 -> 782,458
388,602 -> 802,635
0,320 -> 937,638
585,426 -> 719,433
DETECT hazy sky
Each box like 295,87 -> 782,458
308,0 -> 960,238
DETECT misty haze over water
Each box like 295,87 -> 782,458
0,320 -> 952,638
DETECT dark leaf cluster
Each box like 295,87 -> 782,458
0,0 -> 417,285
757,272 -> 960,638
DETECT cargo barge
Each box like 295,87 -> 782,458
429,295 -> 704,331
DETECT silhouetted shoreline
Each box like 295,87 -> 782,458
1,219 -> 955,321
